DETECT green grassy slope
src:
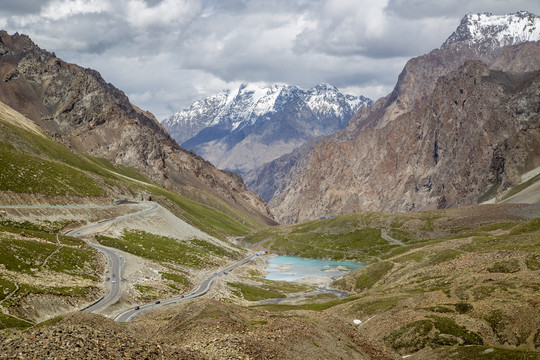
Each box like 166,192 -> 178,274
0,102 -> 263,238
243,204 -> 540,356
0,217 -> 101,329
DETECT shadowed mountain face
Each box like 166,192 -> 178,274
247,12 -> 540,223
0,31 -> 275,225
162,83 -> 371,175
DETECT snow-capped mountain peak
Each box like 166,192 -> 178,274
442,11 -> 540,49
161,83 -> 372,174
162,83 -> 372,143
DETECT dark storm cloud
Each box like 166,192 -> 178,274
385,0 -> 540,19
1,0 -> 539,119
0,0 -> 50,15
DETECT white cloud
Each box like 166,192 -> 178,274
124,0 -> 202,29
41,0 -> 110,20
2,0 -> 540,119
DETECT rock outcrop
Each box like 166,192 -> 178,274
271,60 -> 540,223
262,13 -> 540,223
0,31 -> 275,225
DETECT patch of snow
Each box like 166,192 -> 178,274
443,11 -> 540,49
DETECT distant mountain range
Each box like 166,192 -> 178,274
162,83 -> 371,174
0,30 -> 275,227
247,11 -> 540,223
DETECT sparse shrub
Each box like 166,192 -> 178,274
454,302 -> 473,314
385,316 -> 483,353
426,305 -> 454,313
534,328 -> 540,349
427,315 -> 483,346
354,261 -> 393,291
485,309 -> 506,342
525,255 -> 540,271
487,259 -> 520,273
384,320 -> 434,353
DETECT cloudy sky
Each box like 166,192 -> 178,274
1,0 -> 540,120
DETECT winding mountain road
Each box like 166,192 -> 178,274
4,201 -> 258,318
116,252 -> 257,322
64,202 -> 160,313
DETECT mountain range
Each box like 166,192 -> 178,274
0,30 -> 275,227
247,11 -> 540,223
162,83 -> 371,175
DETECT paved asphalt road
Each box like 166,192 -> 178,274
115,252 -> 257,322
63,202 -> 160,313
5,201 -> 257,318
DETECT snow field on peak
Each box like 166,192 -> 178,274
163,83 -> 371,136
460,12 -> 540,47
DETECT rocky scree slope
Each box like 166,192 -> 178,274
272,61 -> 540,223
254,12 -> 540,223
0,31 -> 274,225
162,83 -> 371,175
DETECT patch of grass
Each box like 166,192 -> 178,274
502,173 -> 540,201
160,272 -> 189,291
487,259 -> 521,273
0,277 -> 17,301
420,214 -> 441,232
248,320 -> 268,327
134,284 -> 157,300
255,295 -> 360,312
352,261 -> 394,291
454,302 -> 474,314
0,314 -> 33,330
508,217 -> 540,237
525,254 -> 540,271
0,236 -> 58,273
255,279 -> 311,293
394,251 -> 428,263
484,309 -> 505,342
246,226 -> 392,262
384,320 -> 434,353
428,315 -> 483,346
0,219 -> 71,233
31,315 -> 64,330
351,296 -> 405,316
97,230 -> 239,269
143,186 -> 255,239
0,145 -> 105,197
227,282 -> 285,301
424,249 -> 463,267
478,183 -> 501,203
385,316 -> 483,353
45,246 -> 99,279
472,286 -> 496,301
388,228 -> 416,243
425,346 -> 540,359
425,305 -> 455,313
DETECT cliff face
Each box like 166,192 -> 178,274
270,59 -> 540,223
0,31 -> 275,225
251,12 -> 540,224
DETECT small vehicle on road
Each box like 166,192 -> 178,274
135,306 -> 140,310
180,295 -> 184,298
155,300 -> 160,304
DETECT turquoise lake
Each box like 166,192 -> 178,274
265,256 -> 365,282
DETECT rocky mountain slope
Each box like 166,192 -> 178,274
162,83 -> 371,174
250,12 -> 540,223
0,30 -> 275,226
